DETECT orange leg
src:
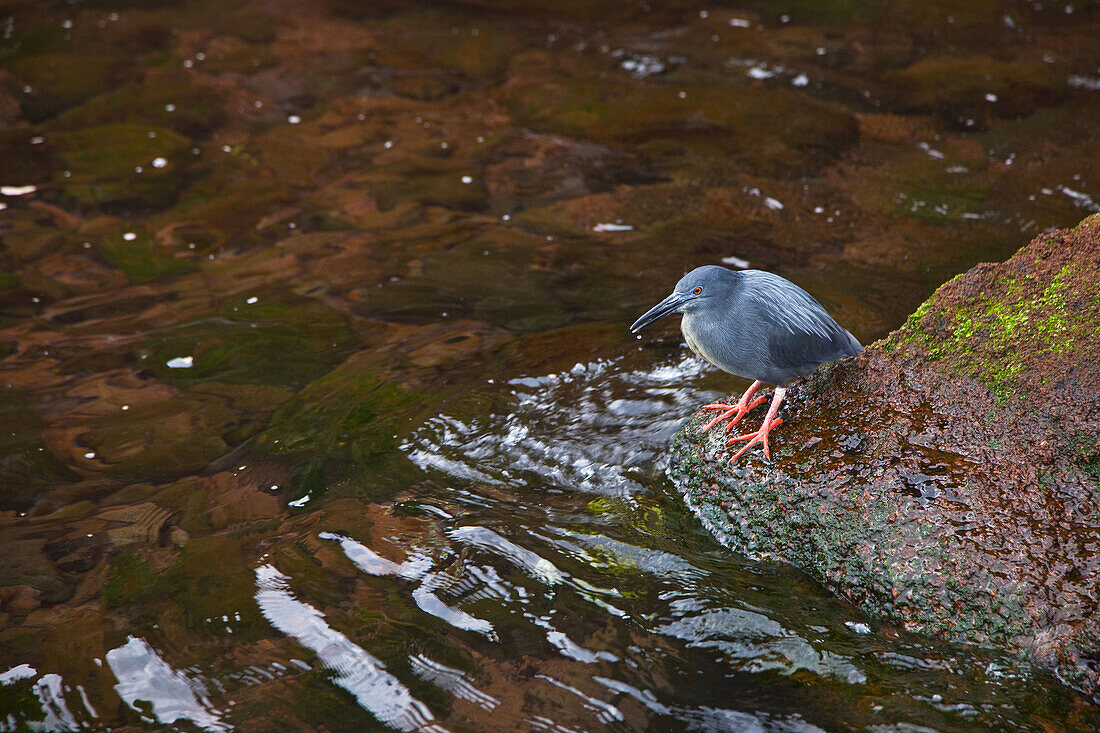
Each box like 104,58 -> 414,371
728,387 -> 787,461
700,380 -> 767,433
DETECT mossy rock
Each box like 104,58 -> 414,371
103,550 -> 163,610
373,10 -> 524,81
357,230 -> 569,331
887,214 -> 1100,402
106,533 -> 272,640
210,7 -> 279,44
141,292 -> 355,389
6,54 -> 122,121
51,123 -> 194,211
0,387 -> 83,512
48,72 -> 226,139
889,55 -> 1062,119
0,270 -> 19,293
370,167 -> 489,212
257,361 -> 425,498
163,178 -> 298,253
887,0 -> 1010,36
96,231 -> 197,282
0,128 -> 54,186
360,149 -> 491,213
76,392 -> 234,483
160,534 -> 270,636
855,146 -> 993,223
0,20 -> 67,61
499,76 -> 858,176
0,680 -> 46,729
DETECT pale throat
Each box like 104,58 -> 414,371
681,312 -> 720,368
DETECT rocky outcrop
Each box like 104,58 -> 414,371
668,214 -> 1100,694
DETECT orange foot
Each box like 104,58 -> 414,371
699,380 -> 764,433
728,417 -> 784,461
727,386 -> 788,461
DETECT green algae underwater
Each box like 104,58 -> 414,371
1,0 -> 1099,729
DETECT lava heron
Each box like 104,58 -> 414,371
631,265 -> 862,460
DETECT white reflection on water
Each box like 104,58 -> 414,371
318,530 -> 428,578
252,348 -> 1064,730
325,520 -> 627,667
0,664 -> 36,684
30,674 -> 79,732
106,636 -> 227,732
412,575 -> 497,638
658,600 -> 867,685
408,653 -> 499,711
320,531 -> 496,638
594,677 -> 826,732
535,674 -> 625,725
253,564 -> 442,732
448,525 -> 566,585
0,665 -> 101,731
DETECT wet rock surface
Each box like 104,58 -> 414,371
669,214 -> 1100,695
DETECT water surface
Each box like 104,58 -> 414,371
1,0 -> 1099,729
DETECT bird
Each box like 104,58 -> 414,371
630,265 -> 862,461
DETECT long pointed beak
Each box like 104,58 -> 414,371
630,291 -> 687,333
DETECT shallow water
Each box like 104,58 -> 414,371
1,0 -> 1099,729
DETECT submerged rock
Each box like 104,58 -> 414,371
669,214 -> 1100,695
889,54 -> 1063,122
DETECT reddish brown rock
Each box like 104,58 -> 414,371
0,584 -> 41,615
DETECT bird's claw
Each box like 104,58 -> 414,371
699,396 -> 767,433
728,418 -> 784,461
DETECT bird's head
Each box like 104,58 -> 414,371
630,265 -> 734,333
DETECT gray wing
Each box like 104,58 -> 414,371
743,273 -> 862,384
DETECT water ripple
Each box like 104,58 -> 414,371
403,355 -> 717,494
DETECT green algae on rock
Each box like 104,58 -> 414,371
47,72 -> 227,139
256,356 -> 425,499
889,54 -> 1062,121
499,76 -> 859,177
668,214 -> 1100,696
6,54 -> 123,121
890,213 -> 1100,403
52,123 -> 194,211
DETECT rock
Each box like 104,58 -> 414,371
888,55 -> 1063,124
499,72 -> 859,177
0,585 -> 41,615
51,123 -> 194,212
48,71 -> 228,139
255,350 -> 424,495
33,252 -> 127,294
0,70 -> 24,124
99,502 -> 173,546
668,214 -> 1100,695
6,54 -> 122,121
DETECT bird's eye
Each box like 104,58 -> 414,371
692,286 -> 702,295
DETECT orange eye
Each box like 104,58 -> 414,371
692,286 -> 702,295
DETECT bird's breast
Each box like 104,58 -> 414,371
681,314 -> 722,369
681,311 -> 760,380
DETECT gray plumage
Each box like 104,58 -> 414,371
631,265 -> 862,385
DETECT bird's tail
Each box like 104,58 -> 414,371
844,329 -> 863,356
